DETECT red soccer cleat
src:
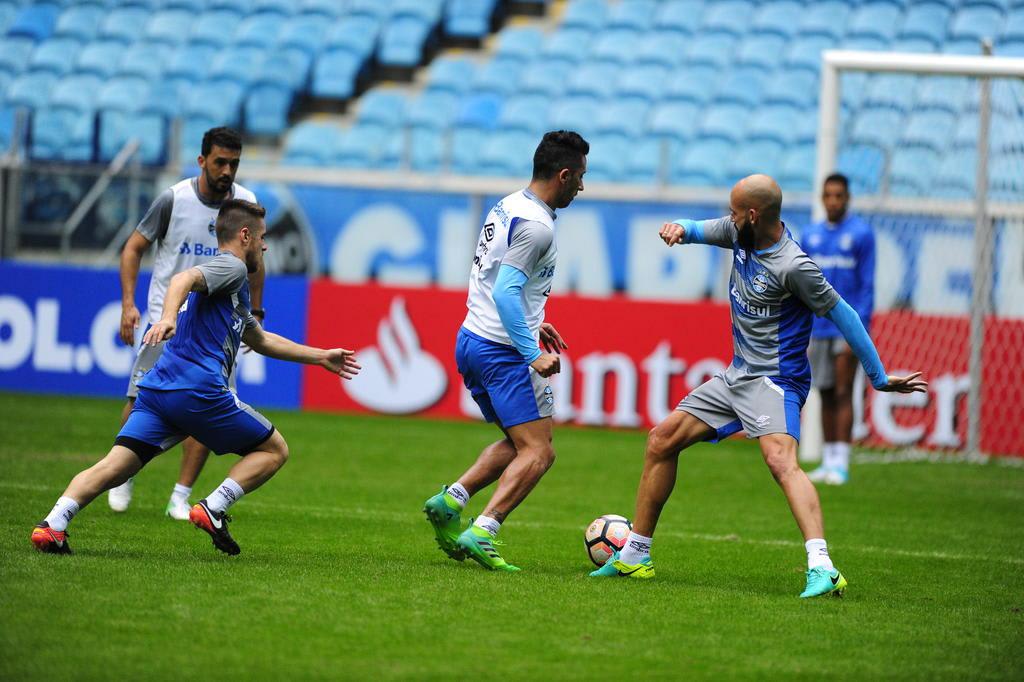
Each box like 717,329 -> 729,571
31,522 -> 72,555
189,499 -> 240,556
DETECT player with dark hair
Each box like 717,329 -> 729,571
422,130 -> 589,571
111,126 -> 262,519
590,175 -> 926,598
31,199 -> 360,556
803,173 -> 876,485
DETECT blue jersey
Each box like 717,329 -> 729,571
139,252 -> 258,393
801,213 -> 875,339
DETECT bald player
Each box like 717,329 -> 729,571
590,175 -> 927,598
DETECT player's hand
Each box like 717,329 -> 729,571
878,372 -> 928,394
120,304 -> 140,346
530,353 -> 561,377
659,222 -> 685,247
321,348 -> 361,380
142,319 -> 175,346
539,322 -> 568,354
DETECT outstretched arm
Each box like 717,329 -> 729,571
242,326 -> 360,379
660,217 -> 736,248
825,298 -> 927,394
142,268 -> 207,346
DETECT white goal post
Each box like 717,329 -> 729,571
804,49 -> 1024,461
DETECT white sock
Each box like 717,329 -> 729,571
445,482 -> 469,510
619,531 -> 653,564
822,442 -> 838,470
205,478 -> 244,514
473,515 -> 501,537
833,442 -> 850,472
805,538 -> 835,571
44,496 -> 80,532
171,483 -> 192,503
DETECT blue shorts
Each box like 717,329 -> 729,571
455,327 -> 553,429
115,387 -> 274,464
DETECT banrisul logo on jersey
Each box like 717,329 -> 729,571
179,241 -> 218,256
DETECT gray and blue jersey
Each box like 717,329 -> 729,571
682,217 -> 840,397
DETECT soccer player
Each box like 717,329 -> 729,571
31,200 -> 359,556
590,175 -> 926,598
110,127 -> 261,519
422,131 -> 588,572
803,173 -> 875,485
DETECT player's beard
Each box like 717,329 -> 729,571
737,217 -> 756,252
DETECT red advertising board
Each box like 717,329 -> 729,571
303,281 -> 1023,456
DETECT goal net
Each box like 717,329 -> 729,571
805,50 -> 1024,461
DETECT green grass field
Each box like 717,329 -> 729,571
1,392 -> 1022,680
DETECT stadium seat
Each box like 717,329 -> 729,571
357,90 -> 406,128
847,2 -> 904,42
762,70 -> 818,109
408,126 -> 446,172
777,144 -> 817,190
209,47 -> 265,86
647,100 -> 700,140
797,1 -> 850,40
654,0 -> 703,35
735,34 -> 787,70
626,135 -> 670,184
407,90 -> 459,130
890,37 -> 939,53
31,106 -> 94,161
889,148 -> 941,196
697,104 -> 747,143
183,79 -> 244,125
348,0 -> 391,19
323,15 -> 382,59
5,71 -> 57,109
49,73 -> 101,111
547,96 -> 599,138
725,140 -> 785,185
1002,11 -> 1024,43
849,109 -> 905,149
914,76 -> 970,114
631,29 -> 689,68
606,0 -> 657,32
713,67 -> 768,108
445,0 -> 500,39
949,5 -> 1005,42
932,149 -> 975,199
686,31 -> 737,69
0,2 -> 17,36
989,154 -> 1022,201
670,139 -> 732,186
96,76 -> 150,113
701,0 -> 755,35
837,144 -> 885,195
455,93 -> 503,129
898,2 -> 953,46
494,27 -> 545,62
472,58 -> 526,96
498,94 -> 550,134
751,0 -> 802,38
519,58 -> 574,97
278,14 -> 330,55
116,43 -> 170,80
53,4 -> 103,42
253,0 -> 294,15
617,64 -> 669,101
449,125 -> 487,174
862,74 -> 919,111
584,132 -> 634,183
784,36 -> 835,73
7,3 -> 59,42
98,109 -> 167,164
0,105 -> 17,152
541,28 -> 591,62
900,110 -> 957,151
299,0 -> 343,18
664,66 -> 718,105
745,104 -> 801,145
843,35 -> 890,52
165,43 -> 217,81
568,61 -> 623,99
0,36 -> 35,73
282,121 -> 340,165
99,8 -> 148,43
426,56 -> 477,95
393,0 -> 444,24
594,97 -> 650,137
244,82 -> 292,137
562,0 -> 607,32
476,129 -> 537,177
312,48 -> 369,100
235,12 -> 284,49
378,15 -> 434,68
144,9 -> 192,45
27,37 -> 80,75
591,29 -> 643,64
73,40 -> 123,78
190,10 -> 244,47
951,112 -> 980,149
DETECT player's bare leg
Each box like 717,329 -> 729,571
107,400 -> 137,511
190,430 -> 288,556
165,438 -> 211,520
456,438 -> 518,496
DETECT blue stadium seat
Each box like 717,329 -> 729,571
209,47 -> 265,86
1002,11 -> 1024,43
784,36 -> 834,73
393,0 -> 444,24
686,31 -> 737,69
862,74 -> 918,111
312,48 -> 369,99
889,148 -> 940,196
725,140 -> 785,185
943,38 -> 988,54
595,97 -> 650,137
269,49 -> 312,90
617,64 -> 669,101
697,104 -> 747,143
472,58 -> 526,96
777,144 -> 817,191
31,107 -> 94,161
763,70 -> 818,108
378,14 -> 433,68
98,110 -> 166,164
426,56 -> 476,94
74,40 -> 123,78
455,93 -> 502,129
849,109 -> 905,149
584,133 -> 634,183
735,35 -> 786,70
989,155 -> 1022,201
847,2 -> 904,42
647,100 -> 700,140
253,0 -> 294,15
278,14 -> 330,55
498,94 -> 550,134
837,144 -> 885,195
53,4 -> 103,41
713,67 -> 768,108
49,73 -> 101,111
190,10 -> 244,47
449,125 -> 486,174
349,0 -> 391,19
562,0 -> 606,31
162,0 -> 205,10
568,61 -> 622,99
299,0 -> 343,17
891,37 -> 939,53
0,36 -> 35,73
165,43 -> 217,81
115,43 -> 172,80
989,112 -> 1021,154
28,38 -> 80,75
751,1 -> 802,38
407,90 -> 459,130
235,12 -> 284,49
494,27 -> 545,62
933,149 -> 975,199
898,2 -> 953,46
701,0 -> 755,36
244,82 -> 292,136
797,1 -> 850,40
183,79 -> 244,125
357,90 -> 406,128
951,112 -> 980,149
670,139 -> 732,186
0,3 -> 18,36
445,0 -> 499,39
7,3 -> 59,42
282,122 -> 340,165
324,15 -> 382,59
900,110 -> 957,152
745,104 -> 801,145
591,29 -> 642,64
949,5 -> 1004,42
631,30 -> 689,68
606,0 -> 657,32
843,35 -> 890,52
408,126 -> 445,172
626,136 -> 670,184
5,71 -> 57,109
0,105 -> 18,152
99,8 -> 148,43
664,66 -> 718,105
542,28 -> 591,62
914,76 -> 969,114
654,0 -> 703,35
519,58 -> 574,97
547,96 -> 599,138
96,76 -> 150,113
144,9 -> 192,45
477,129 -> 537,177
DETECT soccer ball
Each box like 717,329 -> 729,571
584,514 -> 632,566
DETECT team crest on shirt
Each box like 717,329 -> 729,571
752,270 -> 769,293
208,218 -> 216,236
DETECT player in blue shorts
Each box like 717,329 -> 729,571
590,175 -> 926,597
31,199 -> 360,556
422,131 -> 589,571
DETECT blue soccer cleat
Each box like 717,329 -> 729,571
588,551 -> 655,579
800,566 -> 848,598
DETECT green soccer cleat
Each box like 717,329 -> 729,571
456,525 -> 520,572
423,486 -> 465,561
799,566 -> 848,598
588,551 -> 655,579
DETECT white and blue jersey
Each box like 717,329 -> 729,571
801,213 -> 875,339
117,252 -> 273,462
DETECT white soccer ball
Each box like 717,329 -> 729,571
584,514 -> 632,566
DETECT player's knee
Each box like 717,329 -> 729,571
762,446 -> 798,481
646,427 -> 679,462
522,443 -> 555,472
